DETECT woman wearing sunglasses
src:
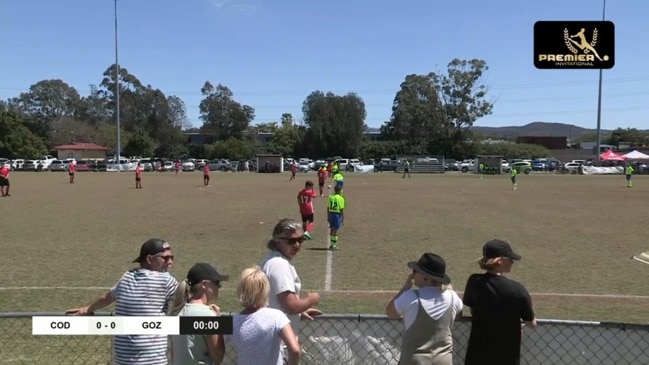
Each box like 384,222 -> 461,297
169,263 -> 229,365
261,218 -> 322,362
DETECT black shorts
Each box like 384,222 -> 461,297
301,214 -> 314,223
0,177 -> 7,187
319,181 -> 325,187
135,177 -> 141,182
404,168 -> 410,172
511,176 -> 516,183
69,172 -> 74,176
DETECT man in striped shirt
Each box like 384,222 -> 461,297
67,239 -> 179,365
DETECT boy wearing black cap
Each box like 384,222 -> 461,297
462,239 -> 537,365
66,239 -> 179,365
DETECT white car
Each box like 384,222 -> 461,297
182,161 -> 195,172
564,162 -> 581,173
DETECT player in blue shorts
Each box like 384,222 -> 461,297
327,185 -> 345,250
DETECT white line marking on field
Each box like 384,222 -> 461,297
324,235 -> 333,292
1,286 -> 648,299
323,187 -> 333,292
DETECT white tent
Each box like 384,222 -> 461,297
622,150 -> 649,159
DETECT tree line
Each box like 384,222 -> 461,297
1,58 -> 556,161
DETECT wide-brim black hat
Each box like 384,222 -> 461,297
407,253 -> 451,284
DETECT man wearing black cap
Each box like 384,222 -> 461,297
462,239 -> 537,365
66,239 -> 179,365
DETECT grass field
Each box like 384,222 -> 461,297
1,170 -> 648,325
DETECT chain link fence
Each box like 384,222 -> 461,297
2,312 -> 648,364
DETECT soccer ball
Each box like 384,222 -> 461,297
328,185 -> 331,188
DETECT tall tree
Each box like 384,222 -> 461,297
167,95 -> 191,130
199,82 -> 255,141
0,110 -> 48,158
8,79 -> 82,138
48,117 -> 97,147
381,59 -> 493,157
432,59 -> 493,157
99,64 -> 188,153
302,91 -> 366,157
253,122 -> 279,133
380,74 -> 443,147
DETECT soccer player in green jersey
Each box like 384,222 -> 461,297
333,172 -> 344,195
511,168 -> 518,190
327,185 -> 345,250
626,164 -> 634,188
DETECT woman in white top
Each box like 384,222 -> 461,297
169,263 -> 229,365
386,253 -> 463,365
228,265 -> 301,365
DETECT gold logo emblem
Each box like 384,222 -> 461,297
563,27 -> 609,61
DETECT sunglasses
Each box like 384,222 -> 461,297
283,236 -> 305,245
154,254 -> 174,262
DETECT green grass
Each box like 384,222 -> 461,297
2,170 -> 648,321
2,170 -> 649,364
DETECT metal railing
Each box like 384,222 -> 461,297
2,312 -> 648,364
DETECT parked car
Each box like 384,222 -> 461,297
511,161 -> 532,174
205,159 -> 231,172
163,161 -> 174,172
23,160 -> 39,171
182,161 -> 195,172
445,159 -> 459,171
374,159 -> 401,172
75,160 -> 91,172
564,162 -> 581,174
50,160 -> 67,172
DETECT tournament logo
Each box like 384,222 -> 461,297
534,21 -> 615,69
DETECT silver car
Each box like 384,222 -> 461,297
49,160 -> 67,172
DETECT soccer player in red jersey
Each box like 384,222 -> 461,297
203,163 -> 210,187
0,162 -> 11,197
135,163 -> 143,189
297,180 -> 317,240
317,165 -> 327,196
289,161 -> 297,181
68,161 -> 76,184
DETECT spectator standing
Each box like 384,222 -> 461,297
170,263 -> 228,365
229,266 -> 301,365
0,162 -> 11,197
463,239 -> 537,365
386,253 -> 463,365
66,239 -> 178,365
261,219 -> 321,361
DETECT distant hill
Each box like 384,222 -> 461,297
472,122 -> 608,140
366,122 -> 643,140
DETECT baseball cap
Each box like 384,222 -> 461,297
133,239 -> 171,263
482,239 -> 522,260
186,263 -> 229,286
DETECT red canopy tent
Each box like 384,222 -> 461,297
600,149 -> 627,161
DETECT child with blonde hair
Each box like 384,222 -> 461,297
227,266 -> 301,365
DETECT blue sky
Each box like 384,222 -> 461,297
1,0 -> 647,130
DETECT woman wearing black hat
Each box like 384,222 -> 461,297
462,239 -> 537,365
385,253 -> 463,365
169,263 -> 229,365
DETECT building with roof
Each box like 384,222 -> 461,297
53,143 -> 111,160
